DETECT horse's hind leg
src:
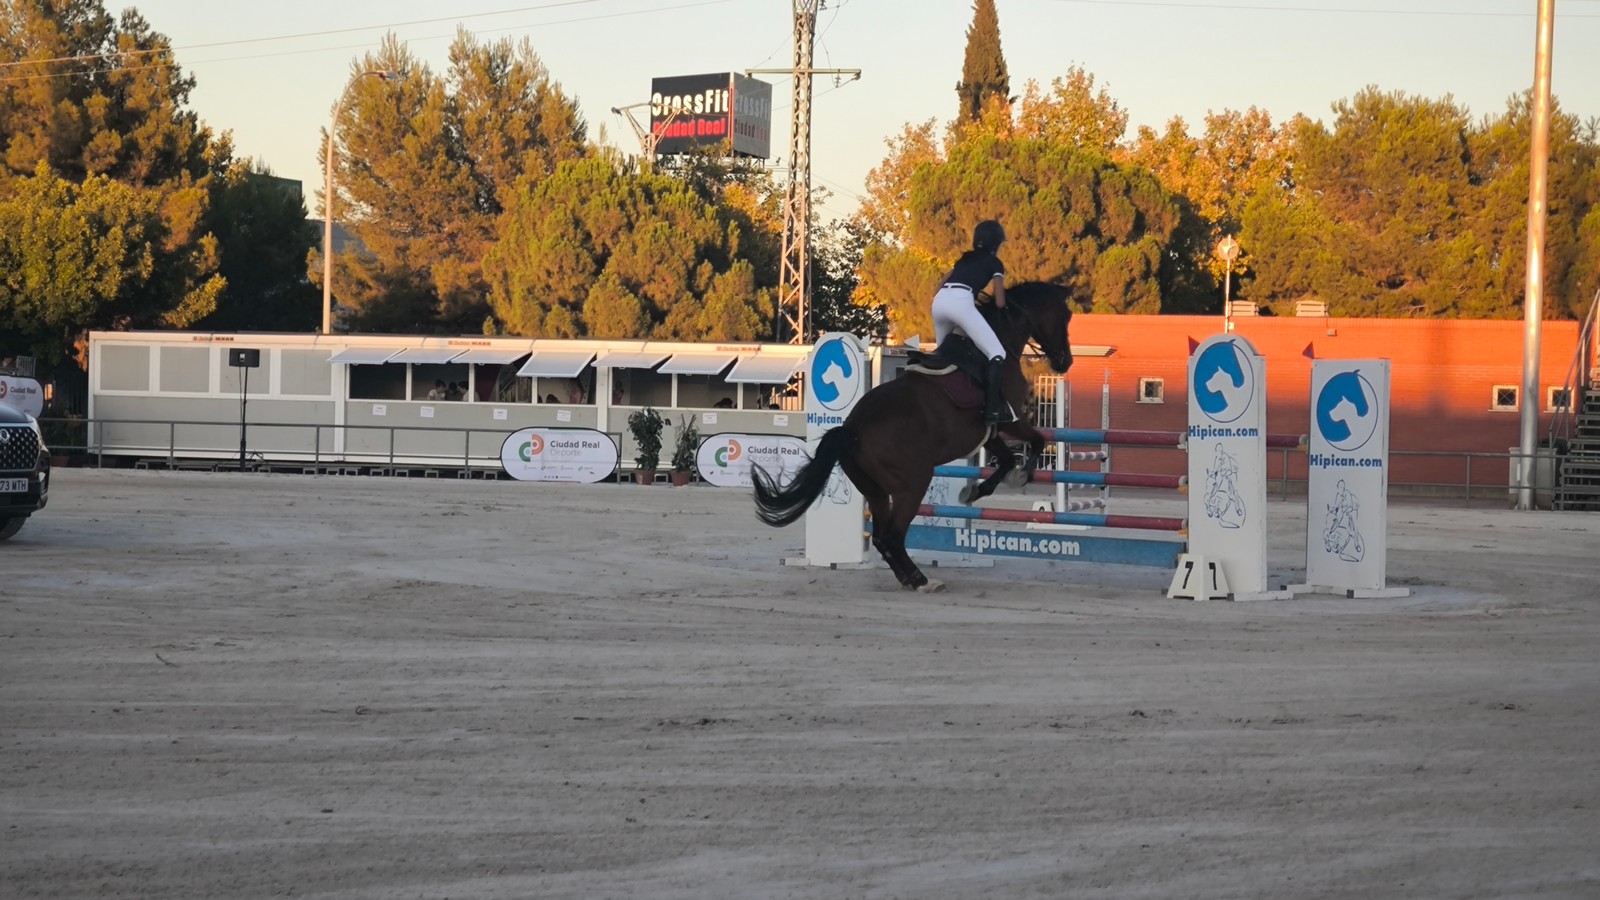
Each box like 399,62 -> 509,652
887,477 -> 942,593
960,435 -> 1015,505
845,457 -> 918,588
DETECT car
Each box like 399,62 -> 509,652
0,402 -> 50,540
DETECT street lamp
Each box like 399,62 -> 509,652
322,69 -> 396,335
1215,234 -> 1240,333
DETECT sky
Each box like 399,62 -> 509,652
126,0 -> 1600,223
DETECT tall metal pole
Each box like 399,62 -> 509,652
322,70 -> 392,336
1517,0 -> 1555,510
779,0 -> 818,344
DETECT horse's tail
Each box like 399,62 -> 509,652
752,426 -> 857,527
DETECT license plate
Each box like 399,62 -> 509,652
0,478 -> 28,493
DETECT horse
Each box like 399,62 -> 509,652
751,281 -> 1076,592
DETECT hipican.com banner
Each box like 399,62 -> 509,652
1186,334 -> 1270,593
1305,360 -> 1393,591
803,333 -> 867,565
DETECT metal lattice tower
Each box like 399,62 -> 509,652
751,2 -> 858,345
778,0 -> 819,344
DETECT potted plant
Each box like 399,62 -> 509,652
627,406 -> 664,484
669,414 -> 699,486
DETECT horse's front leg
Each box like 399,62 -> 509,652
997,419 -> 1045,488
960,436 -> 1015,505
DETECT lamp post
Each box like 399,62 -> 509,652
322,69 -> 395,335
1215,235 -> 1240,333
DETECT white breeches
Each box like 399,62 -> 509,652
932,286 -> 1005,360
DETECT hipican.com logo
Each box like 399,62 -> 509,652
1315,370 -> 1380,452
809,336 -> 863,412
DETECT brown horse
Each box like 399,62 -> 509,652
751,282 -> 1075,592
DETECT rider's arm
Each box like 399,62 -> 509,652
990,273 -> 1006,308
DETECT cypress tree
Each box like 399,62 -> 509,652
955,0 -> 1009,123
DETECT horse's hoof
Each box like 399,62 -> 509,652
916,579 -> 946,594
958,485 -> 978,505
1004,469 -> 1028,488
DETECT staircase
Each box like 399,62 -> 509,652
1555,386 -> 1600,511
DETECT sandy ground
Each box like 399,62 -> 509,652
2,468 -> 1598,900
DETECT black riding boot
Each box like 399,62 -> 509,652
983,357 -> 1009,425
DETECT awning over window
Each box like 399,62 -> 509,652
725,354 -> 806,384
453,346 -> 532,364
388,348 -> 464,364
328,347 -> 400,364
516,350 -> 595,379
594,350 -> 671,370
657,351 -> 741,375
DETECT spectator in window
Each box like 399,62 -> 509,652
567,379 -> 586,405
713,397 -> 734,409
445,381 -> 465,401
544,393 -> 559,404
427,379 -> 447,401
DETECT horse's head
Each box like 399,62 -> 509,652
993,282 -> 1074,373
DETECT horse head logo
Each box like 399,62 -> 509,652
810,337 -> 861,412
1315,371 -> 1379,452
1192,341 -> 1255,424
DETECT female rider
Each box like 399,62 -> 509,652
932,219 -> 1009,424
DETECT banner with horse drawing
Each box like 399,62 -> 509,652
1186,334 -> 1270,594
1305,360 -> 1394,593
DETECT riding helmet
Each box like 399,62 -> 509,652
973,220 -> 1006,252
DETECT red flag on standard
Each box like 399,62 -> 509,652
1188,337 -> 1200,356
1302,342 -> 1316,360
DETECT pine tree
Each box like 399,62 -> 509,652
955,0 -> 1009,124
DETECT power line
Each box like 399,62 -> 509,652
1048,0 -> 1600,16
0,0 -> 603,71
0,0 -> 739,84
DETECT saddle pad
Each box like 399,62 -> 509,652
908,367 -> 984,410
905,362 -> 958,376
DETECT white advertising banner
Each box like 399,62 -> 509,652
499,428 -> 618,483
1304,360 -> 1395,593
1186,334 -> 1270,594
696,433 -> 809,488
0,376 -> 45,417
803,332 -> 867,565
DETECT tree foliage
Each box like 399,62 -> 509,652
858,135 -> 1185,339
0,163 -> 222,366
321,31 -> 587,334
1239,87 -> 1600,318
198,162 -> 320,332
955,0 -> 1009,124
483,156 -> 775,341
0,1 -> 234,367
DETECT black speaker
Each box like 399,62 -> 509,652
229,348 -> 261,368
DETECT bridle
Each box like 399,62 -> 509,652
1000,288 -> 1073,372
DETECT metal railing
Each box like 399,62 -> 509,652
34,415 -> 1559,506
1549,287 -> 1598,450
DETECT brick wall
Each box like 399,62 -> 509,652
1057,315 -> 1583,491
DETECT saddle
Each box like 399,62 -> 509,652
903,333 -> 1013,422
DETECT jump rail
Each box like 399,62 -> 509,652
916,503 -> 1186,533
932,464 -> 1184,490
1034,427 -> 1306,451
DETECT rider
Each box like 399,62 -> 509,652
933,219 -> 1010,424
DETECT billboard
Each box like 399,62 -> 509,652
0,376 -> 44,417
499,428 -> 618,483
650,73 -> 772,159
695,433 -> 808,488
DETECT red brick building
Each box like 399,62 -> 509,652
1060,314 -> 1585,493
